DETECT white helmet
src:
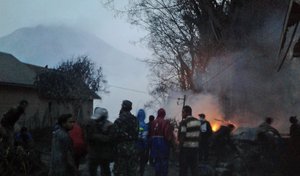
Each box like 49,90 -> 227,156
91,107 -> 108,120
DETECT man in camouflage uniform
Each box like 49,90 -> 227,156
112,100 -> 139,176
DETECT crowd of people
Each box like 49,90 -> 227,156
1,99 -> 300,176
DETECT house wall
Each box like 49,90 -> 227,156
0,85 -> 93,130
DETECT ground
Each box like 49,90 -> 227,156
19,128 -> 293,176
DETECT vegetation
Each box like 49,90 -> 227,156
104,0 -> 285,102
34,55 -> 107,101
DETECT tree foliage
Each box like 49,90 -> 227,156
34,55 -> 107,102
121,0 -> 236,97
104,0 -> 285,101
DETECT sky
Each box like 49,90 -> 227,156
0,0 -> 155,120
0,0 -> 151,59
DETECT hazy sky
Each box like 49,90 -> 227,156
0,0 -> 151,59
0,0 -> 155,119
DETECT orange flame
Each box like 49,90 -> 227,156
211,123 -> 221,132
211,119 -> 238,132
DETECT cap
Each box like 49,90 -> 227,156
290,116 -> 298,123
122,100 -> 132,109
199,114 -> 205,119
91,107 -> 108,120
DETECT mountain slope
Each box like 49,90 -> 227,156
0,25 -> 150,118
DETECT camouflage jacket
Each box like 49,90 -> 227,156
112,111 -> 139,157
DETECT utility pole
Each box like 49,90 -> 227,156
177,94 -> 186,108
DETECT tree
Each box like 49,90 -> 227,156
34,55 -> 107,116
104,0 -> 285,100
105,0 -> 234,98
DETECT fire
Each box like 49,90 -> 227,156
211,123 -> 220,132
210,119 -> 238,132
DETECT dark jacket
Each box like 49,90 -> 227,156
200,119 -> 213,140
1,105 -> 26,148
1,106 -> 25,129
112,111 -> 139,157
49,127 -> 77,176
86,119 -> 114,160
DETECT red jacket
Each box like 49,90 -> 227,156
149,108 -> 173,142
69,122 -> 87,156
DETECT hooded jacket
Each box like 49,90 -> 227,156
136,109 -> 148,151
149,108 -> 173,158
149,108 -> 173,141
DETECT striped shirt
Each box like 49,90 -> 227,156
178,116 -> 201,148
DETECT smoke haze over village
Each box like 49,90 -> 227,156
0,0 -> 155,120
1,0 -> 300,133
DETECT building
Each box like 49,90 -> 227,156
0,52 -> 100,129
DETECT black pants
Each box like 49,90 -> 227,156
179,148 -> 199,176
199,140 -> 209,162
88,158 -> 111,176
138,149 -> 149,176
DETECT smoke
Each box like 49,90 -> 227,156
158,1 -> 299,134
196,1 -> 300,133
163,91 -> 224,123
163,1 -> 300,133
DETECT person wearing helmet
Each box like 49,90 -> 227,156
85,107 -> 113,176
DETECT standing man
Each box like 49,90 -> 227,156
112,100 -> 139,176
86,107 -> 114,176
178,105 -> 201,176
289,116 -> 300,147
147,115 -> 155,166
289,116 -> 300,175
0,100 -> 28,149
149,108 -> 174,176
199,113 -> 212,163
49,114 -> 77,176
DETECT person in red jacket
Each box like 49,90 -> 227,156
69,121 -> 87,168
149,108 -> 174,176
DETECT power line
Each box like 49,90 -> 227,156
108,57 -> 248,99
108,84 -> 149,94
